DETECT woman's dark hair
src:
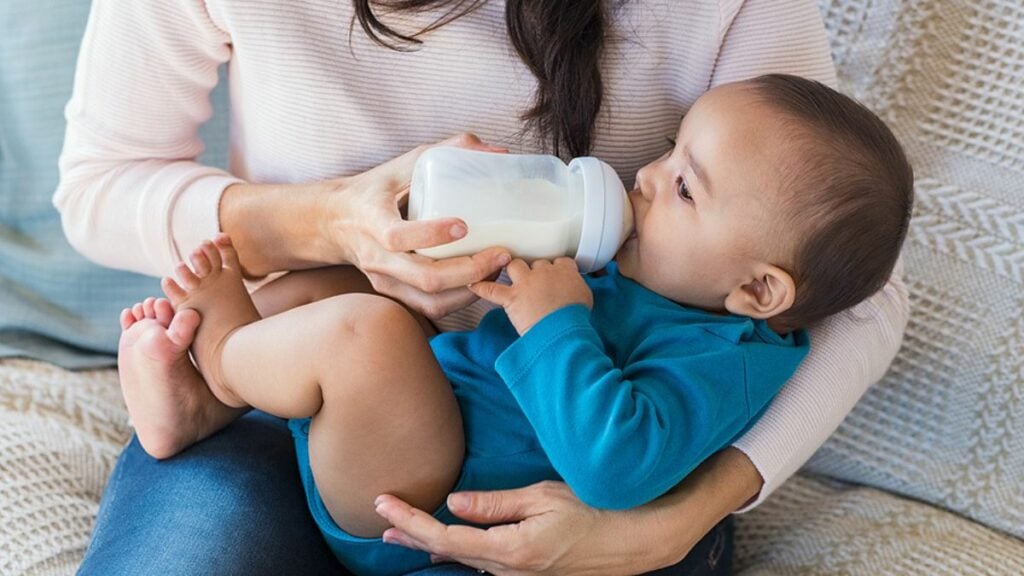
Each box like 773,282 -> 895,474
747,74 -> 914,331
350,0 -> 606,159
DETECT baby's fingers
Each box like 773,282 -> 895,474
505,258 -> 530,283
468,281 -> 514,307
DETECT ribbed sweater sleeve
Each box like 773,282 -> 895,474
53,0 -> 242,276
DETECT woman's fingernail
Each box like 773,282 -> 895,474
383,530 -> 409,548
450,224 -> 467,239
448,493 -> 470,511
498,253 -> 511,266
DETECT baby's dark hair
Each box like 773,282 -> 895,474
746,74 -> 913,331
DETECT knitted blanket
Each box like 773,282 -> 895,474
2,0 -> 1022,574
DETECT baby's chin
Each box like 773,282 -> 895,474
613,252 -> 634,276
613,252 -> 646,287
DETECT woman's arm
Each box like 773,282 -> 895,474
54,0 -> 238,276
218,137 -> 512,317
375,448 -> 760,575
53,1 -> 508,316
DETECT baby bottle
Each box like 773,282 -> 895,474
407,147 -> 633,273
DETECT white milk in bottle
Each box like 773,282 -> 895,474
408,147 -> 633,273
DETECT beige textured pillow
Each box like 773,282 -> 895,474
803,0 -> 1024,539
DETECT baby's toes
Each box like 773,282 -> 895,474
213,234 -> 240,270
120,308 -> 136,331
132,302 -> 145,321
190,246 -> 213,278
154,298 -> 175,327
175,262 -> 200,290
166,309 -> 201,349
161,276 -> 188,305
200,239 -> 222,271
142,297 -> 157,319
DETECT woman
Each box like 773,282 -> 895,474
56,0 -> 908,573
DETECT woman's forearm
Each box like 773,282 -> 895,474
219,181 -> 344,277
633,448 -> 762,569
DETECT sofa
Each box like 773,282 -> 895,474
1,0 -> 1021,574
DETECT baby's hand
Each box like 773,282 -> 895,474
469,258 -> 593,335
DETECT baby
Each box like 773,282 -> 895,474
118,74 -> 912,575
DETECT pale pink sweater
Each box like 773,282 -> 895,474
54,0 -> 909,509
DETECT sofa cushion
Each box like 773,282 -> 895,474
0,0 -> 229,369
802,0 -> 1024,540
736,474 -> 1024,574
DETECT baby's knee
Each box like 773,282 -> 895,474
317,293 -> 417,347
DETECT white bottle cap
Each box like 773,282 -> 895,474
569,157 -> 634,274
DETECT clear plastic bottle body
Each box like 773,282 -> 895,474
409,148 -> 584,260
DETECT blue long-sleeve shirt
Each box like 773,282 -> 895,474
431,263 -> 809,510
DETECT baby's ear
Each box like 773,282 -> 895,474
724,264 -> 795,320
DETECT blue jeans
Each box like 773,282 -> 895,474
79,411 -> 733,575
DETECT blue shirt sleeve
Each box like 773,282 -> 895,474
494,304 -> 755,510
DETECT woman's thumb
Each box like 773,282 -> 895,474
445,486 -> 545,524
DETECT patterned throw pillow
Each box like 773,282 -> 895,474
803,0 -> 1023,539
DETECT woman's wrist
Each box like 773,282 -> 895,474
631,448 -> 764,570
219,180 -> 343,277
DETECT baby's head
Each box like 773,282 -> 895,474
615,74 -> 913,332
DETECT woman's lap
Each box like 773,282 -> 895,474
78,411 -> 733,576
78,411 -> 342,576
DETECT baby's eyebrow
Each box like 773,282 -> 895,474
685,147 -> 713,198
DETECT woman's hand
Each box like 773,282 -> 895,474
319,132 -> 514,318
220,133 -> 510,319
373,448 -> 762,575
375,482 -> 653,576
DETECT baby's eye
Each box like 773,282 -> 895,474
676,177 -> 693,202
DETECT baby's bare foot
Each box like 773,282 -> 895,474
117,297 -> 244,459
162,234 -> 261,408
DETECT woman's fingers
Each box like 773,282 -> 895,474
375,495 -> 510,563
378,218 -> 468,253
443,484 -> 555,525
367,275 -> 479,320
369,248 -> 511,295
375,484 -> 591,575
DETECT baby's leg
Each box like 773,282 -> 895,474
250,266 -> 375,318
249,265 -> 436,336
118,259 -> 404,460
164,236 -> 464,537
